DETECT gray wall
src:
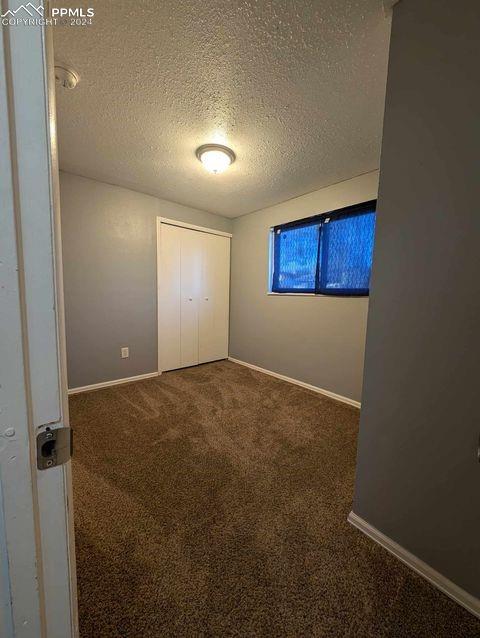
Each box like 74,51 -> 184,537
353,0 -> 480,599
229,171 -> 379,403
60,172 -> 232,388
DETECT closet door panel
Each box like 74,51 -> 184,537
158,224 -> 181,371
199,233 -> 230,363
180,228 -> 202,368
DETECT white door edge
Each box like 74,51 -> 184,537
0,4 -> 78,636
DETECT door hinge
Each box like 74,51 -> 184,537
37,426 -> 73,470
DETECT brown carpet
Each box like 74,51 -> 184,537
70,360 -> 480,637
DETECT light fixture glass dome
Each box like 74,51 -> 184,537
196,144 -> 235,174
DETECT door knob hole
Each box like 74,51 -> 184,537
41,440 -> 56,458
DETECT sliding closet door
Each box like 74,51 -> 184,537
199,233 -> 230,364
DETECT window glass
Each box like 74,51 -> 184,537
318,211 -> 376,295
272,222 -> 319,292
270,201 -> 376,296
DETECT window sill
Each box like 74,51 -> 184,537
267,292 -> 368,298
267,292 -> 316,297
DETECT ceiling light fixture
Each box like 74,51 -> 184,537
54,64 -> 80,90
196,144 -> 235,174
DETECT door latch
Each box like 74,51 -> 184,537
37,426 -> 73,470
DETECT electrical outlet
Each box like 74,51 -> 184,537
121,347 -> 129,359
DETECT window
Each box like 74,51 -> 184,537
270,200 -> 376,296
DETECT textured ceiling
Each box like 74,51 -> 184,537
53,0 -> 391,217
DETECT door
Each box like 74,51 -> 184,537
1,5 -> 78,637
158,224 -> 182,371
198,233 -> 230,364
158,223 -> 202,371
157,221 -> 231,372
180,228 -> 202,368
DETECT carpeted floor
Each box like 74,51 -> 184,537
70,360 -> 480,637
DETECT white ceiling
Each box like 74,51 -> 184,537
53,1 -> 391,218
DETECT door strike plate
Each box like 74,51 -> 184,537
37,427 -> 73,470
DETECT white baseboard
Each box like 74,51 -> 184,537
348,511 -> 480,619
227,357 -> 360,408
68,371 -> 159,395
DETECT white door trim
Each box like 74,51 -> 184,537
348,511 -> 480,619
158,216 -> 232,238
43,19 -> 79,637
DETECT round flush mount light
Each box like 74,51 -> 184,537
54,64 -> 80,90
196,144 -> 235,174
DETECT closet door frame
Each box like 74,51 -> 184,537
156,217 -> 232,374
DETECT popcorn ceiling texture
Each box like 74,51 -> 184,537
53,0 -> 391,217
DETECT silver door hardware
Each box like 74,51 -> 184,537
37,427 -> 73,470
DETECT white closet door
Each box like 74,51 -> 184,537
158,224 -> 182,371
180,228 -> 202,368
199,233 -> 230,364
158,221 -> 230,372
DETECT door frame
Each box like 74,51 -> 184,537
157,216 -> 232,238
0,2 -> 78,636
156,217 -> 232,374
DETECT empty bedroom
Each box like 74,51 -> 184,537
31,0 -> 479,635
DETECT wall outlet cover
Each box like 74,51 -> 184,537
121,347 -> 129,359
